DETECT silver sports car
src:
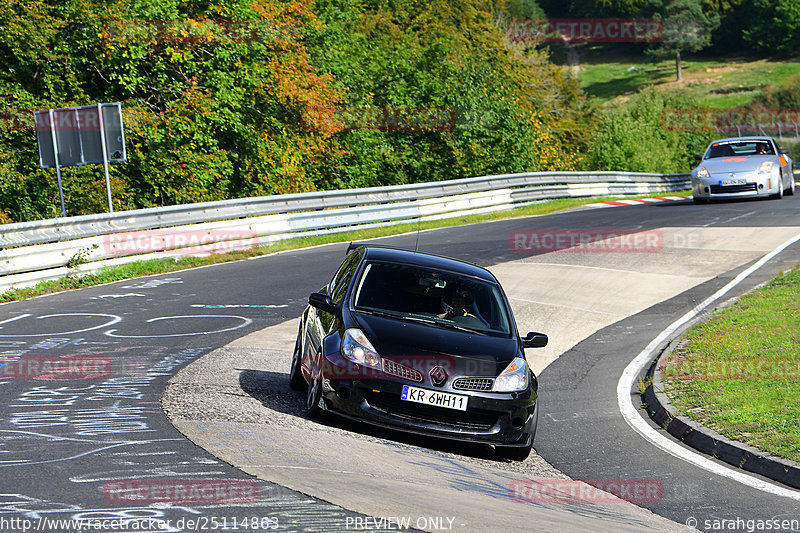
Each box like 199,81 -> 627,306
691,136 -> 795,204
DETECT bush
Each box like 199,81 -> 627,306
583,87 -> 712,173
755,74 -> 800,110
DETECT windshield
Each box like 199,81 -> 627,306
352,261 -> 511,336
704,141 -> 774,159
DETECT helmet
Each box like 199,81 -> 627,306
441,284 -> 471,317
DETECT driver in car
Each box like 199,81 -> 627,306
438,288 -> 471,319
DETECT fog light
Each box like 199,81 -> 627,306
758,184 -> 764,190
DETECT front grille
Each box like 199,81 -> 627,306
363,391 -> 498,430
382,359 -> 423,382
453,377 -> 495,391
710,183 -> 757,194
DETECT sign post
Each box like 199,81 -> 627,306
34,103 -> 126,216
47,109 -> 67,217
97,103 -> 113,213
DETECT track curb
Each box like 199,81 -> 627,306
642,335 -> 800,490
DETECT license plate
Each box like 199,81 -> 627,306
720,178 -> 746,186
400,385 -> 468,411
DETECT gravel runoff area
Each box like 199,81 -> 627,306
162,319 -> 689,533
161,321 -> 568,479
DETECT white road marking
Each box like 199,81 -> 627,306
617,231 -> 800,501
189,304 -> 288,309
104,315 -> 253,338
0,314 -> 122,337
93,293 -> 146,299
0,315 -> 32,327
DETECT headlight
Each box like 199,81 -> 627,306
341,328 -> 381,368
696,167 -> 709,178
492,357 -> 530,392
758,161 -> 774,174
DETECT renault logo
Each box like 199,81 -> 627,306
430,366 -> 448,386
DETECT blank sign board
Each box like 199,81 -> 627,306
35,103 -> 126,169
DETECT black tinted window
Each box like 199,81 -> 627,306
353,261 -> 511,336
329,251 -> 360,304
705,141 -> 774,158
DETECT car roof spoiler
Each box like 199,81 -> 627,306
347,242 -> 367,254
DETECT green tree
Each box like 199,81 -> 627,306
584,87 -> 711,173
0,0 -> 590,222
646,0 -> 720,81
702,0 -> 753,53
538,0 -> 649,17
0,0 -> 342,220
308,0 -> 588,190
742,0 -> 800,55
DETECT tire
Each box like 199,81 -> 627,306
306,369 -> 324,419
772,178 -> 784,200
496,442 -> 532,461
289,329 -> 306,392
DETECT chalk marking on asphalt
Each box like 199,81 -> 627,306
0,314 -> 32,327
0,314 -> 122,337
93,293 -> 146,299
617,230 -> 800,501
189,304 -> 289,309
104,315 -> 253,338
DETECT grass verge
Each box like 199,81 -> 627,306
557,47 -> 800,108
660,265 -> 800,463
0,191 -> 688,303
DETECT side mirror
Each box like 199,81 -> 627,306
779,148 -> 790,155
522,332 -> 548,349
694,154 -> 703,161
309,292 -> 339,315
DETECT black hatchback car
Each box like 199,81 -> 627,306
289,244 -> 547,460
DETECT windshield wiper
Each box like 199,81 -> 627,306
358,309 -> 490,335
405,315 -> 490,335
356,308 -> 401,320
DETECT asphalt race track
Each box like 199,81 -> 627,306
1,194 -> 799,532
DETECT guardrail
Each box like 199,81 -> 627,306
0,171 -> 690,292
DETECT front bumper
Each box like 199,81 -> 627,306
692,171 -> 780,200
318,367 -> 537,447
